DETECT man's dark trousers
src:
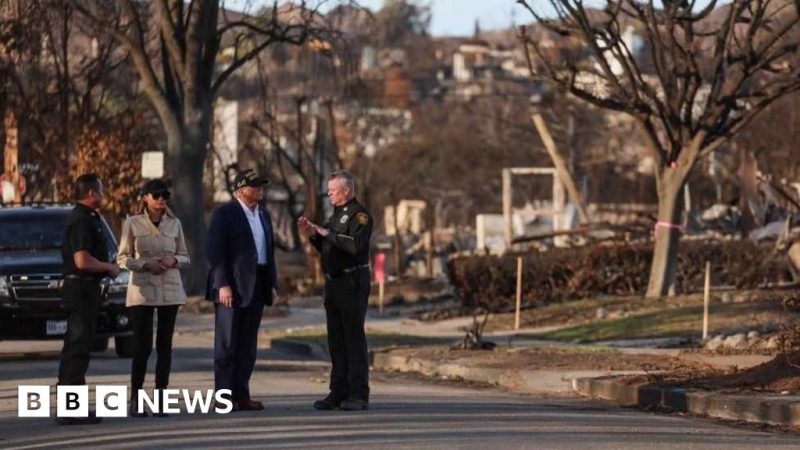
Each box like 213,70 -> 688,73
214,265 -> 270,401
58,278 -> 101,385
325,268 -> 371,402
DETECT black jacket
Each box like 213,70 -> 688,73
311,198 -> 372,276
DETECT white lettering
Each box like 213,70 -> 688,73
57,386 -> 88,417
97,385 -> 127,417
183,389 -> 215,414
138,389 -> 159,414
17,386 -> 50,417
162,389 -> 181,414
19,385 -> 235,417
214,390 -> 233,414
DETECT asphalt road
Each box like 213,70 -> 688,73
0,309 -> 799,449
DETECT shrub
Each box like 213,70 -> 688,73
447,240 -> 792,312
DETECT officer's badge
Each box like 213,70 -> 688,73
356,213 -> 369,225
340,215 -> 349,224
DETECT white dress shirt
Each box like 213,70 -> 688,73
237,198 -> 268,265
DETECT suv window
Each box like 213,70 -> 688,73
0,213 -> 66,251
0,210 -> 118,256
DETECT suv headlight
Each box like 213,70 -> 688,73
0,275 -> 8,297
108,270 -> 129,294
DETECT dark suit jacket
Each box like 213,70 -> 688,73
205,200 -> 278,307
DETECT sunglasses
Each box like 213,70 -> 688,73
151,191 -> 171,201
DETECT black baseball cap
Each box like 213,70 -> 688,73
233,169 -> 269,191
142,179 -> 170,196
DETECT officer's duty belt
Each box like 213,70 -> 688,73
325,264 -> 370,281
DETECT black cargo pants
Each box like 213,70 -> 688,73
324,268 -> 371,402
57,277 -> 101,385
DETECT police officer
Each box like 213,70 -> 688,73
299,170 -> 372,411
57,173 -> 120,425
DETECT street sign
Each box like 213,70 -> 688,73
141,152 -> 164,179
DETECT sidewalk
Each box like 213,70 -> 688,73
369,349 -> 646,395
271,312 -> 793,428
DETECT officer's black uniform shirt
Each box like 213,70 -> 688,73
62,203 -> 109,279
311,198 -> 372,276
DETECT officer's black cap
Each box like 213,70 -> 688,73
233,169 -> 269,191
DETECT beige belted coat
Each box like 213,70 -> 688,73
117,209 -> 190,307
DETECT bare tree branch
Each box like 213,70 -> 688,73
519,0 -> 800,297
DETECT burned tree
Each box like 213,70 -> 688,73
520,0 -> 800,297
67,0 -> 336,293
1,0 -> 146,203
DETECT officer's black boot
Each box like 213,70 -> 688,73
55,410 -> 103,425
313,393 -> 344,410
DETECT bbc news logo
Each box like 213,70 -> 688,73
18,386 -> 234,417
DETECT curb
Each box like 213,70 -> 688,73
572,377 -> 800,427
371,352 -> 516,387
269,338 -> 329,360
369,352 -> 626,395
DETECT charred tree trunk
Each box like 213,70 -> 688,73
165,104 -> 212,295
646,163 -> 691,298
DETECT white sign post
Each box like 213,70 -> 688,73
141,152 -> 164,179
703,261 -> 711,340
515,257 -> 523,331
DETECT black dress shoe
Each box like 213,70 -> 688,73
214,400 -> 239,412
236,399 -> 264,411
313,394 -> 344,410
130,391 -> 147,417
340,399 -> 369,411
129,404 -> 148,418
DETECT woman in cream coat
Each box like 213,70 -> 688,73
117,179 -> 190,417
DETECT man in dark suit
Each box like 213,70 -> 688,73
206,169 -> 278,411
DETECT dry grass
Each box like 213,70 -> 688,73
486,290 -> 796,343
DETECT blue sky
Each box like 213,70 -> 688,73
352,0 -> 532,36
224,1 -> 722,36
224,0 -> 537,36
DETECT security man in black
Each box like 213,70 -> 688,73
300,171 -> 372,411
57,174 -> 119,425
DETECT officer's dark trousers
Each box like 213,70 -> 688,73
214,266 -> 269,401
58,278 -> 101,385
324,269 -> 371,402
129,305 -> 179,392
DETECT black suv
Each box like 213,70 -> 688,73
0,205 -> 134,357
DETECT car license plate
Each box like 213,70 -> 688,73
46,320 -> 67,336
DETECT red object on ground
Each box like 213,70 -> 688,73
374,253 -> 386,283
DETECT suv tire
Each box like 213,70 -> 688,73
115,336 -> 135,358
